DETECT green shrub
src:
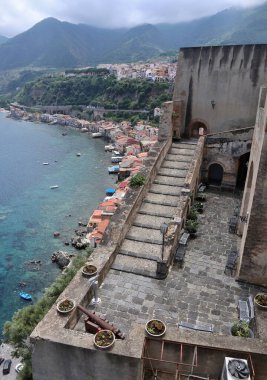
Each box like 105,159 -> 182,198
3,248 -> 92,380
185,219 -> 198,234
187,209 -> 198,221
130,173 -> 146,188
231,321 -> 251,337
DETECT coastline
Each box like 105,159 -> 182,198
0,113 -> 114,334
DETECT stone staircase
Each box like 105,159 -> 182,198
111,141 -> 197,278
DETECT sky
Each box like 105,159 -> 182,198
0,0 -> 266,37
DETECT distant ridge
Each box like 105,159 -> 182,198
0,2 -> 267,70
0,35 -> 8,45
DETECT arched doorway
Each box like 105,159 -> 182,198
236,152 -> 250,189
208,163 -> 224,186
189,121 -> 208,138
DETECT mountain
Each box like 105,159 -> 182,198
0,35 -> 8,45
0,2 -> 267,70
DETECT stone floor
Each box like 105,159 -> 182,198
75,190 -> 265,337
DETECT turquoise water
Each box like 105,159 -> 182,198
0,113 -> 115,333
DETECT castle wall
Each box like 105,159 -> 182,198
173,45 -> 267,136
237,86 -> 267,284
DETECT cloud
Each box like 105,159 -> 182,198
0,0 -> 266,37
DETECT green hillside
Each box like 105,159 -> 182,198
15,75 -> 172,113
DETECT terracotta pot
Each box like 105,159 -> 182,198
145,319 -> 166,337
94,330 -> 115,349
254,293 -> 267,310
82,264 -> 97,277
56,298 -> 75,314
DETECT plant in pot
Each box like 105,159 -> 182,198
56,298 -> 75,314
145,319 -> 166,337
185,219 -> 198,238
196,193 -> 207,202
94,330 -> 115,349
231,321 -> 253,338
187,209 -> 198,221
82,263 -> 97,277
254,293 -> 267,309
193,202 -> 204,214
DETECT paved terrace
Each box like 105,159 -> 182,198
75,190 -> 265,336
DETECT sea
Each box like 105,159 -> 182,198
0,112 -> 115,335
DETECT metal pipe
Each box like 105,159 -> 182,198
88,275 -> 101,305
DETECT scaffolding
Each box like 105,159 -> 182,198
141,338 -> 255,380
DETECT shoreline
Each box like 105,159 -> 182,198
0,113 -> 114,335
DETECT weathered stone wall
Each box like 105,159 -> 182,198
173,45 -> 267,136
237,86 -> 267,284
203,127 -> 254,189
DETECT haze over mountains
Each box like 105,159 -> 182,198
0,1 -> 267,70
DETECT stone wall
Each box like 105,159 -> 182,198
237,86 -> 267,284
203,127 -> 254,189
173,45 -> 267,136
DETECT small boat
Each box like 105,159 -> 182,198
92,132 -> 102,138
50,185 -> 59,189
104,144 -> 115,152
62,132 -> 68,136
108,165 -> 120,174
105,188 -> 116,196
76,153 -> 81,157
19,292 -> 32,301
43,162 -> 49,165
111,156 -> 123,163
113,151 -> 121,156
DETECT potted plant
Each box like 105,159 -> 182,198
82,264 -> 97,277
187,209 -> 198,221
193,202 -> 204,214
254,293 -> 267,309
231,321 -> 253,338
185,219 -> 198,238
196,193 -> 207,202
145,319 -> 166,337
56,298 -> 75,314
94,330 -> 115,349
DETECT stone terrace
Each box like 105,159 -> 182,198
75,190 -> 265,336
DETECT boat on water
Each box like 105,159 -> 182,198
50,185 -> 59,189
43,162 -> 49,165
19,292 -> 32,301
108,165 -> 120,174
92,132 -> 102,138
111,156 -> 123,163
76,153 -> 81,157
104,144 -> 115,152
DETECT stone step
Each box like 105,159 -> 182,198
170,148 -> 195,156
172,142 -> 197,149
164,156 -> 192,170
126,226 -> 162,244
133,214 -> 173,229
111,254 -> 158,279
139,203 -> 177,218
165,154 -> 192,163
144,192 -> 179,206
149,184 -> 183,196
154,175 -> 185,186
158,167 -> 189,177
119,239 -> 162,261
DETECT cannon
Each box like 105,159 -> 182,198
77,305 -> 125,339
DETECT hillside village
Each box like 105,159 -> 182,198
64,62 -> 177,82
